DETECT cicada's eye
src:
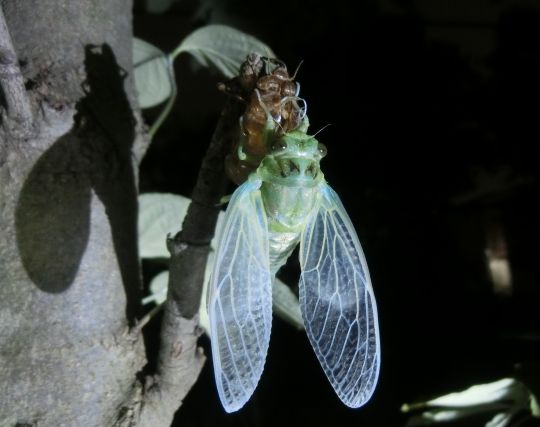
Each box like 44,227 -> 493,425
317,143 -> 327,158
271,140 -> 288,153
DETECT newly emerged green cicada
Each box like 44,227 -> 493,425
208,59 -> 380,412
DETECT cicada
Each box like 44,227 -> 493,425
208,110 -> 381,412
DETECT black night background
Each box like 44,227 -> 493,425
135,1 -> 540,426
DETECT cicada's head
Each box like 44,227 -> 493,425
258,130 -> 327,187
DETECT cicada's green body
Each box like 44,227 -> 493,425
258,130 -> 325,273
209,119 -> 380,412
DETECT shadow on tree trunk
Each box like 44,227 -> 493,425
15,44 -> 141,323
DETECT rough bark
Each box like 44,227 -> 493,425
0,6 -> 32,134
0,0 -> 225,424
0,1 -> 148,425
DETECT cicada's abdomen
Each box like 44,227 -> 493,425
223,60 -> 306,184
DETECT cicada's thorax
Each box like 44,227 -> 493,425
255,130 -> 327,273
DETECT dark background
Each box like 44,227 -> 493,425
134,0 -> 540,425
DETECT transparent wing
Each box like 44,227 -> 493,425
299,183 -> 380,408
208,180 -> 272,413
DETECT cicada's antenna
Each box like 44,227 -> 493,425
286,60 -> 303,97
290,60 -> 304,81
311,123 -> 332,138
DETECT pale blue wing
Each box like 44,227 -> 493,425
208,179 -> 272,413
299,183 -> 380,408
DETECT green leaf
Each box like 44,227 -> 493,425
273,279 -> 304,330
198,251 -> 213,336
142,270 -> 169,305
139,192 -> 304,333
138,193 -> 191,258
486,412 -> 520,427
144,253 -> 212,335
402,378 -> 537,426
133,38 -> 173,108
172,25 -> 276,78
531,392 -> 540,417
138,192 -> 225,258
138,193 -> 303,333
146,264 -> 301,336
422,378 -> 529,408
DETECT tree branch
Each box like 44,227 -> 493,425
0,6 -> 32,131
166,99 -> 241,315
116,96 -> 243,426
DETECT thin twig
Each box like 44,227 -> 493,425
132,302 -> 165,334
0,6 -> 32,130
115,82 -> 245,427
166,98 -> 241,315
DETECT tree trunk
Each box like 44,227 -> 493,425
0,1 -> 149,425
